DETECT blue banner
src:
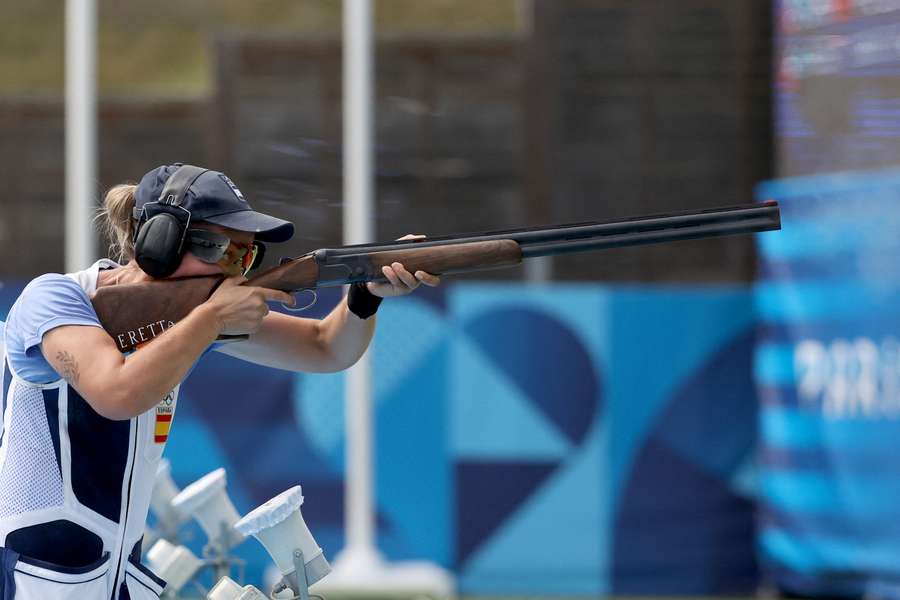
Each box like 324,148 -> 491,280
756,169 -> 900,598
0,281 -> 758,595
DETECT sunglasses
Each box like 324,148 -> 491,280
186,229 -> 266,276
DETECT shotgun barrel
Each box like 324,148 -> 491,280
311,201 -> 781,270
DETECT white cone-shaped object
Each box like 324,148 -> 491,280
207,576 -> 269,600
171,468 -> 245,547
142,525 -> 161,554
149,459 -> 188,533
234,486 -> 330,587
146,539 -> 203,593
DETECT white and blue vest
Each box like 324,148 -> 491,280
0,260 -> 173,600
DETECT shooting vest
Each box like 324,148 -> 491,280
0,260 -> 172,600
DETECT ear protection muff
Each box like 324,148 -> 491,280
132,165 -> 209,278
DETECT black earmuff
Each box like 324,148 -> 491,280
132,164 -> 209,278
133,212 -> 189,278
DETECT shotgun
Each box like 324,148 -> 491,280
92,201 -> 781,353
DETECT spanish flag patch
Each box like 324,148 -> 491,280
155,391 -> 176,444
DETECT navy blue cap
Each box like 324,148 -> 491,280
134,164 -> 295,243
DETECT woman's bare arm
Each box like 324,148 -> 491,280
217,260 -> 440,372
43,305 -> 221,420
215,301 -> 373,373
42,278 -> 293,420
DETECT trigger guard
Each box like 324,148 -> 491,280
281,289 -> 318,313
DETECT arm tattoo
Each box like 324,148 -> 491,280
55,351 -> 80,385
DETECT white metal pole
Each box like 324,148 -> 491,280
65,0 -> 98,272
321,6 -> 456,595
342,0 -> 377,560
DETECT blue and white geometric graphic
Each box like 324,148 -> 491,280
0,280 -> 759,595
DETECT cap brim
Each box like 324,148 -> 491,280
202,210 -> 295,243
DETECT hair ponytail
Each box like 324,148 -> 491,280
96,184 -> 137,263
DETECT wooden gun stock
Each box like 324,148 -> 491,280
92,276 -> 221,353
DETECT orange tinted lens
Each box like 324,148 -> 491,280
216,242 -> 253,276
241,244 -> 259,274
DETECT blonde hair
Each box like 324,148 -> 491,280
96,183 -> 138,263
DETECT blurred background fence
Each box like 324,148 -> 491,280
1,0 -> 773,283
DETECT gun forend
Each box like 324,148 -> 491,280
312,239 -> 524,286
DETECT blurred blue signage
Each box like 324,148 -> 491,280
756,170 -> 900,598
